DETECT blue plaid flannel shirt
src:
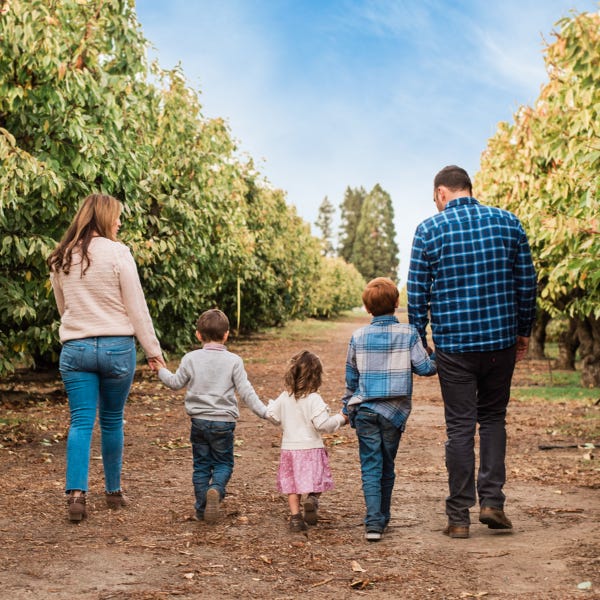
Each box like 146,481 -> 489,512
407,197 -> 537,353
342,315 -> 437,430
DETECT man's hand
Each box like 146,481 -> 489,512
515,336 -> 530,362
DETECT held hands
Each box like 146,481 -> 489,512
147,355 -> 166,372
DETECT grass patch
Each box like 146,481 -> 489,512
514,366 -> 599,402
529,370 -> 582,387
512,386 -> 598,403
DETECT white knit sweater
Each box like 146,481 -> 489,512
50,236 -> 161,358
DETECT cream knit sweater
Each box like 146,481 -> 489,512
50,237 -> 161,358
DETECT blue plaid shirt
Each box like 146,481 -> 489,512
407,197 -> 537,353
342,315 -> 437,430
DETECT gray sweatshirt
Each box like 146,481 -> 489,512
158,343 -> 267,422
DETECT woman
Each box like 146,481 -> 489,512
48,193 -> 164,522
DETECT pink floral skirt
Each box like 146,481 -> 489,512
277,448 -> 335,495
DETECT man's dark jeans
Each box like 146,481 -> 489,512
436,346 -> 516,525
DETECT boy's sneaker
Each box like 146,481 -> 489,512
303,494 -> 319,526
289,513 -> 308,532
204,488 -> 220,524
365,530 -> 383,542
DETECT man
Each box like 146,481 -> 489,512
407,165 -> 537,539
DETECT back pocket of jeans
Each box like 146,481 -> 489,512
59,344 -> 85,372
105,348 -> 134,378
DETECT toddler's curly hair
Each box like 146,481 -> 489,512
284,350 -> 323,399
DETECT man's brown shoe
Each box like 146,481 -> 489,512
479,506 -> 513,530
443,524 -> 469,539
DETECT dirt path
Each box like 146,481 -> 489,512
0,312 -> 598,599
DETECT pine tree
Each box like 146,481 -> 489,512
315,196 -> 335,256
350,184 -> 399,281
337,186 -> 366,262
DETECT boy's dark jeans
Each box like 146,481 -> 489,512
436,346 -> 516,525
190,418 -> 235,515
354,407 -> 402,532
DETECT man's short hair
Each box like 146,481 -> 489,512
362,277 -> 399,316
434,165 -> 472,195
196,309 -> 229,342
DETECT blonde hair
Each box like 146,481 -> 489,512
47,193 -> 122,276
284,350 -> 323,399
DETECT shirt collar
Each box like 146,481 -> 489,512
445,196 -> 479,210
203,342 -> 226,351
371,314 -> 399,325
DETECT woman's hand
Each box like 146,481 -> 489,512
148,355 -> 166,371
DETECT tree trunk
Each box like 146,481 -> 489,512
555,317 -> 579,370
529,310 -> 550,359
576,316 -> 600,388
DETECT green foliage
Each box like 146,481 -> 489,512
474,11 -> 600,386
475,11 -> 599,321
309,257 -> 365,318
315,195 -> 335,257
0,0 -> 154,372
0,0 -> 364,376
338,186 -> 365,262
350,184 -> 399,281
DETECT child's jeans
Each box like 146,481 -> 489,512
354,407 -> 402,532
59,336 -> 136,493
190,418 -> 235,516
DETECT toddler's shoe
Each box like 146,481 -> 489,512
303,494 -> 319,526
106,490 -> 129,509
204,488 -> 220,524
365,530 -> 383,542
289,513 -> 308,532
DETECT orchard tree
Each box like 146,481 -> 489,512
309,257 -> 365,318
475,10 -> 600,386
125,66 -> 256,351
338,186 -> 366,262
351,184 -> 399,281
315,195 -> 335,256
0,0 -> 157,372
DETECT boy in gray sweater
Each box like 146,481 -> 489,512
157,309 -> 268,523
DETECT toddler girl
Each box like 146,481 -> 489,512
267,350 -> 348,531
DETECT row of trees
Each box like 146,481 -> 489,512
474,11 -> 599,386
315,185 -> 400,282
0,0 -> 365,376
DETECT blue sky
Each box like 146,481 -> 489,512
136,0 -> 597,284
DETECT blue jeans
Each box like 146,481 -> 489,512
354,407 -> 402,532
59,336 -> 136,493
436,346 -> 516,525
190,418 -> 235,515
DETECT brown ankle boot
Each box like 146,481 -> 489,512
105,491 -> 129,509
67,493 -> 87,522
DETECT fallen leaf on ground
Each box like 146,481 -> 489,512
351,560 -> 366,572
